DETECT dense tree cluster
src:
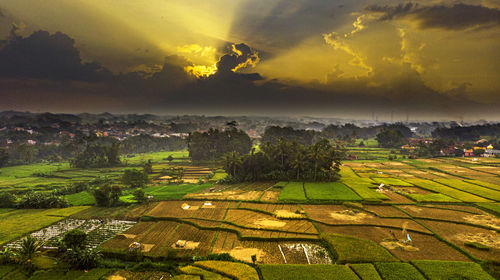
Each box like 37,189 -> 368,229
261,126 -> 318,145
432,124 -> 500,141
121,169 -> 149,188
376,129 -> 408,148
93,184 -> 122,207
187,128 -> 252,161
120,134 -> 185,154
222,138 -> 344,182
322,123 -> 413,140
70,143 -> 121,168
17,191 -> 68,208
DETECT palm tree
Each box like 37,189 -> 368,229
18,235 -> 43,262
222,151 -> 243,178
291,150 -> 308,181
308,144 -> 326,181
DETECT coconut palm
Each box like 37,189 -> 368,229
291,150 -> 308,181
18,235 -> 43,262
221,151 -> 243,178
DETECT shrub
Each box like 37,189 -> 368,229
61,248 -> 101,269
17,191 -> 68,209
63,229 -> 87,249
0,192 -> 16,208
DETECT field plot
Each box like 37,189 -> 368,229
411,260 -> 495,280
350,263 -> 382,280
421,220 -> 500,261
405,179 -> 492,202
259,264 -> 359,280
321,233 -> 398,263
477,202 -> 500,215
184,182 -> 274,201
146,200 -> 229,220
372,177 -> 413,187
375,262 -> 426,280
143,183 -> 212,200
7,218 -> 136,250
278,182 -> 307,201
304,182 -> 362,201
465,179 -> 500,191
195,261 -> 259,280
399,205 -> 498,229
342,179 -> 389,201
0,206 -> 89,245
434,179 -> 500,201
71,204 -> 156,220
224,209 -> 317,234
318,225 -> 467,261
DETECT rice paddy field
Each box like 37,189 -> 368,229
1,152 -> 499,279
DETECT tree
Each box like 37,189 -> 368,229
221,151 -> 243,177
18,235 -> 43,262
376,129 -> 408,148
133,189 -> 146,202
0,192 -> 16,208
121,169 -> 149,188
291,150 -> 308,181
63,229 -> 87,249
143,160 -> 153,174
167,155 -> 174,162
0,148 -> 9,167
93,184 -> 122,207
71,143 -> 121,168
187,128 -> 252,161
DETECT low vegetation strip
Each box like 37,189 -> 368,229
476,202 -> 500,216
465,180 -> 500,191
0,207 -> 89,245
372,178 -> 413,187
180,265 -> 230,280
304,182 -> 362,201
342,179 -> 388,201
321,233 -> 399,263
411,261 -> 495,280
405,179 -> 492,202
65,191 -> 96,206
374,262 -> 426,280
350,263 -> 382,280
143,183 -> 212,200
194,261 -> 259,280
434,179 -> 500,201
278,182 -> 307,201
259,264 -> 360,280
404,193 -> 460,203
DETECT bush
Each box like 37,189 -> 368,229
63,229 -> 87,249
0,192 -> 16,208
61,248 -> 100,269
204,253 -> 235,261
121,169 -> 149,188
133,189 -> 146,202
17,192 -> 68,208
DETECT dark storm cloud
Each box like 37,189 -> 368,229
365,3 -> 500,30
0,29 -> 497,119
0,30 -> 112,81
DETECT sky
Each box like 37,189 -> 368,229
0,0 -> 499,120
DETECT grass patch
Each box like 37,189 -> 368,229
65,191 -> 96,206
476,202 -> 500,216
143,183 -> 213,200
350,263 -> 382,280
180,265 -> 229,280
305,182 -> 363,201
342,179 -> 388,201
405,179 -> 492,202
321,233 -> 399,263
195,261 -> 259,280
375,262 -> 425,280
435,179 -> 500,201
259,264 -> 359,280
372,178 -> 413,187
405,193 -> 460,203
278,182 -> 307,201
411,260 -> 495,280
0,207 -> 89,245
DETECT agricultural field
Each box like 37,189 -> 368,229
0,153 -> 499,279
